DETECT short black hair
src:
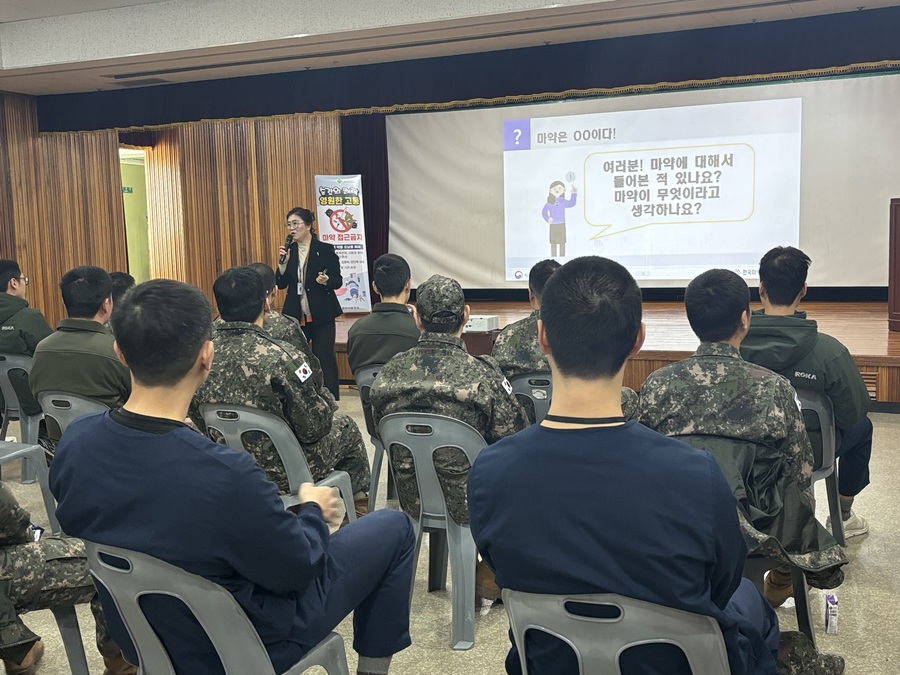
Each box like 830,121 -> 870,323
0,259 -> 22,293
373,254 -> 411,298
109,272 -> 136,305
248,262 -> 276,292
420,314 -> 466,334
540,256 -> 642,378
213,266 -> 266,323
111,279 -> 212,387
60,265 -> 112,318
684,269 -> 750,343
528,259 -> 561,300
758,246 -> 811,306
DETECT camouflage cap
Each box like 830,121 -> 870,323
416,274 -> 465,325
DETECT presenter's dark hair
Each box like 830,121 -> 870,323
60,266 -> 112,318
0,260 -> 22,293
547,180 -> 565,205
213,266 -> 267,323
248,262 -> 276,293
540,256 -> 642,378
111,279 -> 212,387
758,246 -> 811,306
529,259 -> 561,300
286,207 -> 315,224
373,254 -> 411,298
685,269 -> 750,343
109,272 -> 136,305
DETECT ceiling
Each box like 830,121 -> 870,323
0,0 -> 897,96
0,0 -> 169,23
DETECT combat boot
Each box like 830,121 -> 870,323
103,652 -> 138,675
2,639 -> 43,675
764,568 -> 793,608
475,561 -> 501,605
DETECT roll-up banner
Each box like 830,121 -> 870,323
314,174 -> 372,312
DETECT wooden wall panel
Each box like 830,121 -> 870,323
144,114 -> 342,309
0,93 -> 126,326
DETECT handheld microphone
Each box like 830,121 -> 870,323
279,234 -> 293,264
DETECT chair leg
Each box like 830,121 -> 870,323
445,522 -> 476,650
790,566 -> 816,650
19,416 -> 41,484
825,473 -> 845,546
368,438 -> 384,512
386,466 -> 397,501
428,530 -> 448,593
50,606 -> 90,675
408,520 -> 424,607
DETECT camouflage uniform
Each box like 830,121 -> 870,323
638,342 -> 847,581
371,332 -> 529,524
214,311 -> 325,388
492,309 -> 639,423
0,481 -> 116,663
189,321 -> 370,495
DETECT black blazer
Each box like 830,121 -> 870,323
275,238 -> 343,323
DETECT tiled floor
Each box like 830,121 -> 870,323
4,392 -> 898,674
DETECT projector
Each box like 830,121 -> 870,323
464,315 -> 500,333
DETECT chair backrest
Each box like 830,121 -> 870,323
509,373 -> 552,423
502,590 -> 730,675
84,541 -> 278,675
378,413 -> 486,525
0,353 -> 34,419
198,404 -> 314,493
37,391 -> 109,435
795,389 -> 837,480
353,364 -> 384,439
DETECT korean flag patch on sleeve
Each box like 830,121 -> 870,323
501,377 -> 513,395
295,362 -> 313,383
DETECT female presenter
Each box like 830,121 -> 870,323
276,206 -> 343,399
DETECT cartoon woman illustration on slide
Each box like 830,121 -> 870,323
542,180 -> 577,257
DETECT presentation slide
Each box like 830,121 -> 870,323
387,72 -> 900,289
502,99 -> 801,282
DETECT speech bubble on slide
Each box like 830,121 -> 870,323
582,143 -> 755,239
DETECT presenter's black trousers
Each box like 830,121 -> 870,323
303,319 -> 340,400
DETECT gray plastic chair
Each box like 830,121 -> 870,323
378,413 -> 487,650
84,541 -> 350,675
199,403 -> 356,519
0,441 -> 90,675
37,391 -> 109,437
796,390 -> 844,546
353,364 -> 396,510
0,354 -> 43,483
502,590 -> 730,675
742,555 -> 816,648
509,373 -> 553,423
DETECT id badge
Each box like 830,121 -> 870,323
296,281 -> 303,295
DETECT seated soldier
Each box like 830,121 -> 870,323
639,269 -> 846,603
491,258 -> 638,422
741,246 -> 871,540
189,266 -> 371,515
469,256 -> 843,675
346,253 -> 419,375
370,274 -> 528,602
246,261 -> 325,387
0,260 -> 53,432
50,279 -> 415,675
30,266 -> 131,441
0,481 -> 134,675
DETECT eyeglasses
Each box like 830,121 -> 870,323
17,276 -> 28,286
286,221 -> 305,229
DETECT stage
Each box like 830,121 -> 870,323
334,301 -> 900,404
